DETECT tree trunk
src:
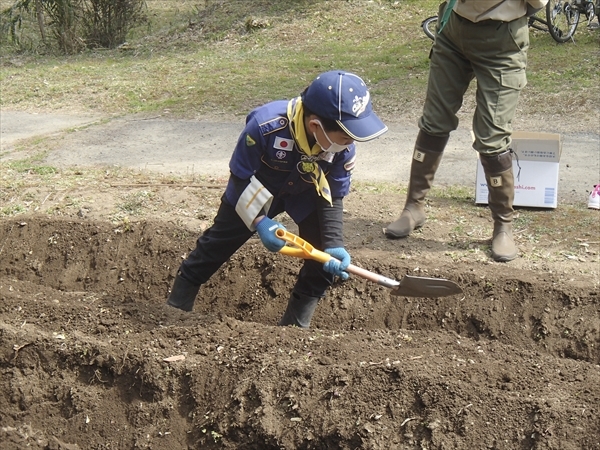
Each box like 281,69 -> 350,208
36,0 -> 46,43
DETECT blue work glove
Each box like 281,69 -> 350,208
255,217 -> 286,252
323,247 -> 351,280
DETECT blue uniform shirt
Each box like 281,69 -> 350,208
225,100 -> 356,224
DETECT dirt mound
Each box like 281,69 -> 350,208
1,210 -> 598,449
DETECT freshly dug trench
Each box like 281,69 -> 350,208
0,217 -> 598,449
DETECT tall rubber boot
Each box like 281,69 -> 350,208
480,151 -> 518,262
166,272 -> 200,312
385,130 -> 448,238
278,290 -> 320,329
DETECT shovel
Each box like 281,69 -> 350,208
276,229 -> 462,298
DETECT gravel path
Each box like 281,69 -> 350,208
1,109 -> 598,203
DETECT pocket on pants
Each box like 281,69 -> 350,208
495,70 -> 527,127
501,71 -> 527,91
508,16 -> 530,52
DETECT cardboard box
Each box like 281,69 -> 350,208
475,131 -> 562,208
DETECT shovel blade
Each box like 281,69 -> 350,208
391,275 -> 463,298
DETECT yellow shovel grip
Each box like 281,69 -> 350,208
275,229 -> 332,264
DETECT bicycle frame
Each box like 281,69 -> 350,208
528,13 -> 550,32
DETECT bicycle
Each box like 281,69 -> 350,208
545,0 -> 599,42
421,0 -> 599,43
421,15 -> 437,40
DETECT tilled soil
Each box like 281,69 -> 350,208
0,182 -> 598,450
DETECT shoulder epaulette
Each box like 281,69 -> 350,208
259,116 -> 289,136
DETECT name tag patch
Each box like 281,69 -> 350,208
489,176 -> 503,187
413,149 -> 425,162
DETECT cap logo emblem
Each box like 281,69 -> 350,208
352,91 -> 370,117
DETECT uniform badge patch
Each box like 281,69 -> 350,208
245,134 -> 256,146
274,136 -> 294,151
344,155 -> 356,172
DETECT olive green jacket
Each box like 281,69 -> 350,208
454,0 -> 549,22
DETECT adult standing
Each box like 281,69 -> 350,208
385,0 -> 548,262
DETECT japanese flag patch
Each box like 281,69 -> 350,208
274,136 -> 294,151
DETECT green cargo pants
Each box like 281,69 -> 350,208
418,3 -> 530,155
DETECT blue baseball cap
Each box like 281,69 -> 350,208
302,70 -> 388,142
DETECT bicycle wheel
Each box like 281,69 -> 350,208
546,0 -> 580,43
421,16 -> 437,41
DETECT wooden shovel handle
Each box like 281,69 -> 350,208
275,230 -> 462,297
276,229 -> 398,287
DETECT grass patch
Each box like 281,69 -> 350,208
9,163 -> 57,175
1,0 -> 597,125
117,190 -> 154,216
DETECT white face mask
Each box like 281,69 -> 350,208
313,120 -> 349,153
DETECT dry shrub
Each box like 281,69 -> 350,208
0,0 -> 147,53
81,0 -> 147,49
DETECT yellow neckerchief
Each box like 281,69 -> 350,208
287,97 -> 332,206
